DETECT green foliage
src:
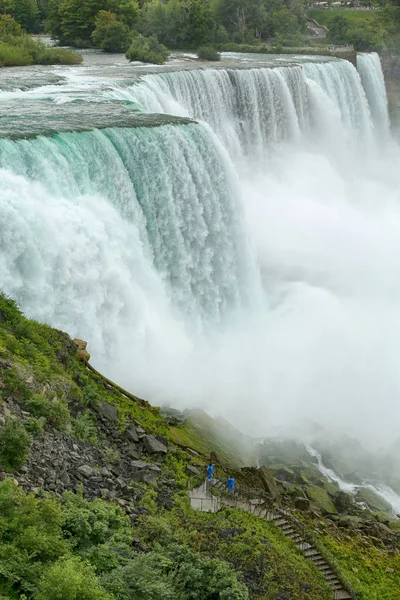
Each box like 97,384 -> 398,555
27,394 -> 71,431
0,0 -> 40,32
102,544 -> 249,600
34,556 -> 113,600
61,488 -> 132,551
46,0 -> 138,46
309,8 -> 390,51
0,14 -> 22,35
0,479 -> 69,596
126,33 -> 169,64
197,45 -> 220,60
25,417 -> 45,436
0,417 -> 31,471
41,0 -> 306,50
72,411 -> 99,445
92,10 -> 132,52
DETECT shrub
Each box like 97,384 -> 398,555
0,35 -> 82,66
72,411 -> 98,445
35,556 -> 112,600
0,417 -> 31,471
26,417 -> 45,436
197,45 -> 220,61
27,394 -> 70,431
126,34 -> 169,64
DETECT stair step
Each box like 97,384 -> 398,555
333,592 -> 352,600
273,518 -> 288,526
304,549 -> 321,558
297,542 -> 312,550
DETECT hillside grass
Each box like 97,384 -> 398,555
165,506 -> 332,599
322,535 -> 400,599
307,8 -> 382,28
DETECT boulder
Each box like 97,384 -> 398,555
77,465 -> 94,478
132,470 -> 158,485
187,465 -> 199,475
73,338 -> 91,362
126,427 -> 139,443
259,466 -> 279,499
94,402 -> 118,422
386,567 -> 395,574
333,490 -> 353,513
295,497 -> 310,511
143,435 -> 168,455
130,460 -> 149,470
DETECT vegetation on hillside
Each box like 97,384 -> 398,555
308,6 -> 400,52
1,294 -> 400,598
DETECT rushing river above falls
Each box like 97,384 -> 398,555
1,50 -> 400,453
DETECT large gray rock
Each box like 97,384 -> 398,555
143,435 -> 168,454
130,460 -> 149,470
295,497 -> 310,511
77,465 -> 94,478
259,466 -> 279,499
126,427 -> 139,443
95,402 -> 118,422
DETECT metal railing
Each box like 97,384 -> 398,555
188,479 -> 358,600
280,510 -> 359,600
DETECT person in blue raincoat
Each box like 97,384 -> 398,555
207,464 -> 214,482
227,476 -> 235,493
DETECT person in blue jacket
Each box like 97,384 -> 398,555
207,464 -> 214,482
227,476 -> 235,493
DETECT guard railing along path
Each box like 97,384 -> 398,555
188,479 -> 358,600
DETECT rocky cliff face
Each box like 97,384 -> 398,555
381,54 -> 400,129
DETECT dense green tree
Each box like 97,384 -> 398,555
328,14 -> 350,43
0,13 -> 22,35
108,0 -> 139,26
0,0 -> 40,32
184,0 -> 213,47
92,10 -> 132,52
35,556 -> 113,600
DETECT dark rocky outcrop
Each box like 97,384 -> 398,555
259,466 -> 279,499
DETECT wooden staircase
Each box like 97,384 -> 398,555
188,479 -> 355,600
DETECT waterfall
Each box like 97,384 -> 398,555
2,53 -> 400,450
307,446 -> 400,517
357,52 -> 390,133
0,123 -> 260,330
110,66 -> 307,159
302,59 -> 372,135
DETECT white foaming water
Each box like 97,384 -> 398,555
307,446 -> 400,516
357,52 -> 390,133
0,54 -> 399,455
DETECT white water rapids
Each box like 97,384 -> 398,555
1,52 -> 399,454
307,446 -> 400,516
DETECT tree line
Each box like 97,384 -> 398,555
0,0 -> 309,52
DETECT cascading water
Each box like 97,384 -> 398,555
0,123 -> 260,329
307,446 -> 400,516
357,52 -> 390,133
111,66 -> 306,160
1,52 -> 399,459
